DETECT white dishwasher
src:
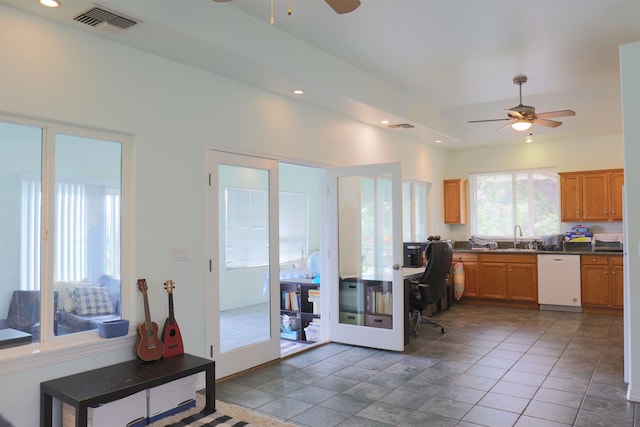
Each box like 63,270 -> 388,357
537,254 -> 581,311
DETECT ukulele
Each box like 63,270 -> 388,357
135,279 -> 165,361
161,280 -> 184,358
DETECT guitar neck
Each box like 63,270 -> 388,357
168,293 -> 176,322
143,291 -> 153,332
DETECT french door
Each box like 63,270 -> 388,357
205,150 -> 280,379
328,162 -> 405,351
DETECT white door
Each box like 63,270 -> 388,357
328,162 -> 404,351
205,151 -> 280,378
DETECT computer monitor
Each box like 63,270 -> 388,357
403,242 -> 427,267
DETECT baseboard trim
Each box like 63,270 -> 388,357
627,385 -> 640,402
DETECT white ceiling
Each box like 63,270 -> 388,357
3,0 -> 639,149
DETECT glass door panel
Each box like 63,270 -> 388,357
329,163 -> 404,351
206,151 -> 280,379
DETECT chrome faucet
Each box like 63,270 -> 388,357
514,225 -> 523,248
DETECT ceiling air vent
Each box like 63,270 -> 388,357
73,5 -> 138,34
387,123 -> 415,129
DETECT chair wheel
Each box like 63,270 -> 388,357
440,327 -> 446,334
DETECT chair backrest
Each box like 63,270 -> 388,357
419,241 -> 453,302
6,290 -> 41,333
6,290 -> 59,336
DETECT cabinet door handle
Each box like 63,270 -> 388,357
604,271 -> 608,275
502,268 -> 506,272
508,269 -> 513,272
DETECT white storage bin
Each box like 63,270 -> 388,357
63,390 -> 147,427
304,325 -> 321,342
147,374 -> 197,423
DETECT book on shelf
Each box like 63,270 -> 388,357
281,290 -> 300,311
369,290 -> 392,315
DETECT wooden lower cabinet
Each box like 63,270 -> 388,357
478,254 -> 537,303
453,253 -> 537,307
581,254 -> 623,313
452,253 -> 479,298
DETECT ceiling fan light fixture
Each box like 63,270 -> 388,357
512,120 -> 532,131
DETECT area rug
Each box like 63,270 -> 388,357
147,394 -> 296,427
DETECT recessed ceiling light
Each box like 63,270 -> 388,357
40,0 -> 61,7
434,140 -> 443,144
292,89 -> 304,95
380,120 -> 390,125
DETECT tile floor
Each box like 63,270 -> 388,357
215,304 -> 637,426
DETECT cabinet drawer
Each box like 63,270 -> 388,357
581,255 -> 608,265
365,314 -> 392,329
339,311 -> 364,325
453,252 -> 478,263
610,255 -> 623,266
478,254 -> 537,264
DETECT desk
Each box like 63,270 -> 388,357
403,268 -> 424,345
0,328 -> 32,349
40,353 -> 215,427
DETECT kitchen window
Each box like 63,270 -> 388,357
470,167 -> 559,237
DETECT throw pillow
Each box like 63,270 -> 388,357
54,281 -> 88,312
75,286 -> 114,316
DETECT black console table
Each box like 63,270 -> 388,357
40,353 -> 215,427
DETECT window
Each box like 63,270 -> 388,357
402,181 -> 429,242
279,192 -> 309,263
470,167 -> 559,237
225,188 -> 309,268
1,118 -> 125,348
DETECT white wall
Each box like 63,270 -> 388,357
445,135 -> 624,241
0,6 -> 449,426
620,41 -> 640,401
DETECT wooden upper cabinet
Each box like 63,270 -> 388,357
610,170 -> 624,221
559,173 -> 582,222
582,172 -> 609,221
444,179 -> 467,224
559,169 -> 623,222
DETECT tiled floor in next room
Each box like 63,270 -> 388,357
215,304 -> 636,427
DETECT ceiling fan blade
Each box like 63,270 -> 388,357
535,110 -> 576,119
467,118 -> 511,123
507,110 -> 524,119
533,118 -> 563,128
325,0 -> 361,14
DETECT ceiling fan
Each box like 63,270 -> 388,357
213,0 -> 361,15
468,75 -> 576,132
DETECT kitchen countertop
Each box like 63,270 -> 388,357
453,249 -> 623,256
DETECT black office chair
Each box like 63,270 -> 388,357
408,240 -> 453,335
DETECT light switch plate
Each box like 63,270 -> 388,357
171,246 -> 189,261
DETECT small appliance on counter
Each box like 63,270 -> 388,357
592,233 -> 624,252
